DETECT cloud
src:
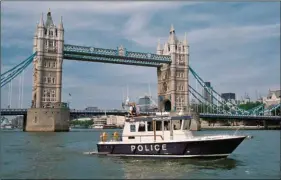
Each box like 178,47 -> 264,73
1,1 -> 280,109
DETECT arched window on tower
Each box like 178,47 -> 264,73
168,45 -> 170,52
49,40 -> 53,48
180,98 -> 184,106
51,90 -> 56,101
176,97 -> 180,107
48,77 -> 51,83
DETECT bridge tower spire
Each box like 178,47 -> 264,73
156,38 -> 162,55
26,10 -> 69,132
157,25 -> 189,113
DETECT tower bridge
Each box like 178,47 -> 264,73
1,10 -> 280,132
2,10 -> 189,132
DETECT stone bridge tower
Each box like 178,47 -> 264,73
25,10 -> 69,132
157,25 -> 189,113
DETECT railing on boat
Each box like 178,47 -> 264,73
122,134 -> 164,141
100,133 -> 164,142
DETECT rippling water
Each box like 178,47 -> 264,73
1,129 -> 280,179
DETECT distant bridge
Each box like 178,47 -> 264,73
0,109 -> 128,116
1,109 -> 280,121
200,113 -> 281,121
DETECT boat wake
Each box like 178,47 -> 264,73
83,151 -> 99,155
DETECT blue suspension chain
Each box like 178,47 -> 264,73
1,58 -> 33,87
189,66 -> 249,115
189,88 -> 225,114
189,85 -> 229,114
1,53 -> 36,78
190,72 -> 241,114
1,57 -> 33,83
1,52 -> 37,88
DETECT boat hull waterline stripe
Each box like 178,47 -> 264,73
97,135 -> 246,145
104,154 -> 230,158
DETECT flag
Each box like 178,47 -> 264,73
69,93 -> 71,96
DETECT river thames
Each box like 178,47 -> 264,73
1,129 -> 280,179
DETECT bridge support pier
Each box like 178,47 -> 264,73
25,108 -> 70,132
263,120 -> 268,130
23,114 -> 27,132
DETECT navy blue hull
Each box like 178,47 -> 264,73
97,136 -> 246,158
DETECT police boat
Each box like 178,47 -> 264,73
96,113 -> 247,159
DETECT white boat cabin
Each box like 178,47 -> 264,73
121,115 -> 194,142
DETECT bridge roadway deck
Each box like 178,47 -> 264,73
199,113 -> 281,121
0,109 -> 280,121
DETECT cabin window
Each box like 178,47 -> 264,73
147,122 -> 153,131
130,124 -> 136,132
182,120 -> 190,130
138,122 -> 145,132
156,121 -> 162,131
173,120 -> 181,130
128,136 -> 135,139
163,121 -> 170,130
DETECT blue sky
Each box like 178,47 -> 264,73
1,1 -> 280,109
